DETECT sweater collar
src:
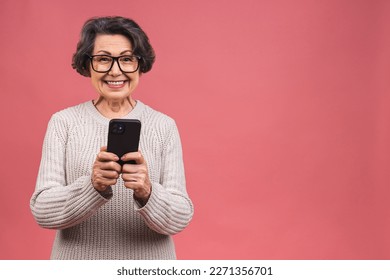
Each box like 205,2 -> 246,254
85,99 -> 145,125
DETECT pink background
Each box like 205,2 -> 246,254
1,0 -> 390,259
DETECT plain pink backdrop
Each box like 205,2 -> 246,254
1,0 -> 389,259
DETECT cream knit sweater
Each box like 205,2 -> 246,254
30,100 -> 194,259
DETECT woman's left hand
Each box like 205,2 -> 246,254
121,151 -> 152,206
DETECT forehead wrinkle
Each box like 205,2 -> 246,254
93,34 -> 133,55
95,50 -> 133,55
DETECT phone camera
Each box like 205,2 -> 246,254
111,123 -> 125,134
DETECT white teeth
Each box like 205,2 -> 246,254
107,81 -> 124,85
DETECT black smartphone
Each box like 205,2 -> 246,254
107,119 -> 141,165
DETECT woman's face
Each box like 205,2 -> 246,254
90,34 -> 140,101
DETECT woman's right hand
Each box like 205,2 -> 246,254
91,146 -> 122,192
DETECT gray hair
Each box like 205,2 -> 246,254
72,16 -> 155,77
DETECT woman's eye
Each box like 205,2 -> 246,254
93,56 -> 111,63
121,56 -> 134,63
99,57 -> 111,62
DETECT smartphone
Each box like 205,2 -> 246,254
107,119 -> 141,165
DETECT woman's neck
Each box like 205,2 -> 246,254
93,97 -> 136,119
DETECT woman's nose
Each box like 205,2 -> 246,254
109,59 -> 122,76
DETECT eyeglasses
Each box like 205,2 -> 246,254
88,54 -> 141,73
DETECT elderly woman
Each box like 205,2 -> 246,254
30,16 -> 194,260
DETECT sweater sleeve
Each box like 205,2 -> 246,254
30,114 -> 110,230
136,120 -> 194,235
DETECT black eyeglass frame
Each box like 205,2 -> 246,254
87,54 -> 142,73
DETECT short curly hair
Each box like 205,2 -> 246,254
72,16 -> 155,77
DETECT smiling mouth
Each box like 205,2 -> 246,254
104,80 -> 128,88
106,80 -> 126,85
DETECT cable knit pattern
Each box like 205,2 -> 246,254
30,100 -> 194,259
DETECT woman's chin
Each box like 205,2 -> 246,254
100,89 -> 131,101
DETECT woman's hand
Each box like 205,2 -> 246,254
121,151 -> 152,206
92,146 -> 122,192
